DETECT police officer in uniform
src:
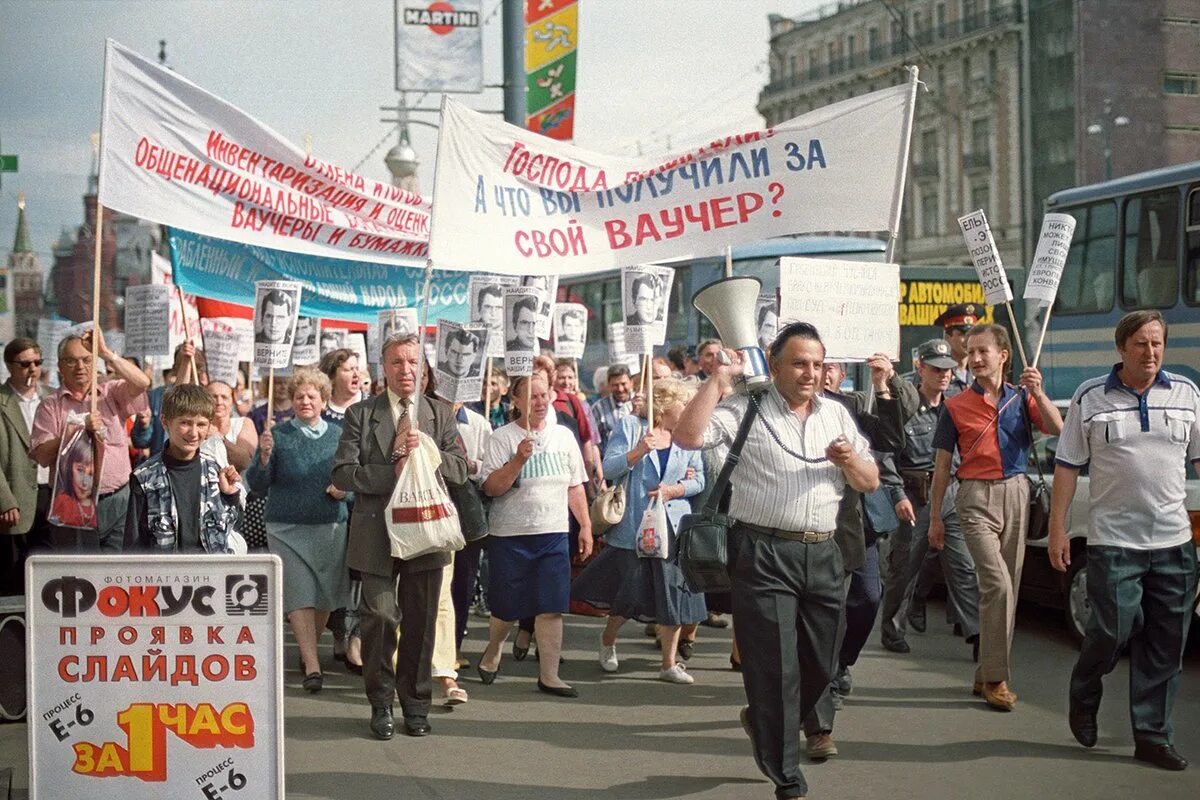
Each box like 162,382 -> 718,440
932,303 -> 984,394
880,339 -> 980,655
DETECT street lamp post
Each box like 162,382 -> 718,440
1086,98 -> 1130,181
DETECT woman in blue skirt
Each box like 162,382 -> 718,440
476,372 -> 594,697
572,378 -> 706,684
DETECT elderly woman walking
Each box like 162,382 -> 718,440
572,378 -> 706,683
245,367 -> 351,693
476,372 -> 593,697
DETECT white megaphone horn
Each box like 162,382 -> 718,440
692,277 -> 772,394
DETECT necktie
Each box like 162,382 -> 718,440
392,397 -> 413,476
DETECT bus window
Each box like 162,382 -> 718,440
1186,187 -> 1200,306
1121,189 -> 1179,309
602,277 -> 622,336
1056,201 -> 1116,314
577,280 -> 604,342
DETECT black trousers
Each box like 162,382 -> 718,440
359,561 -> 442,720
452,537 -> 485,650
733,526 -> 843,800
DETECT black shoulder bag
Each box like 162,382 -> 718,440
1021,392 -> 1051,541
675,399 -> 761,594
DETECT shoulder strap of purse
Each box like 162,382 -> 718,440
702,397 -> 761,515
1018,388 -> 1046,484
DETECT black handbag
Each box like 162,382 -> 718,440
448,479 -> 489,543
675,398 -> 761,594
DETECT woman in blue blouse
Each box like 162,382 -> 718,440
572,378 -> 706,684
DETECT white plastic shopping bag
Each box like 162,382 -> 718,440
386,430 -> 465,560
635,496 -> 669,559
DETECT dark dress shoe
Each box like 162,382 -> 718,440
345,660 -> 363,676
370,705 -> 394,740
1134,743 -> 1188,771
967,634 -> 980,663
881,638 -> 911,654
677,639 -> 694,661
537,680 -> 579,698
302,672 -> 323,693
907,605 -> 927,633
477,664 -> 498,685
512,640 -> 530,661
1068,704 -> 1098,748
730,656 -> 742,672
403,717 -> 432,737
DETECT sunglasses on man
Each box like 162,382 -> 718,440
7,359 -> 42,368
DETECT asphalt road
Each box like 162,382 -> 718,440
3,600 -> 1199,800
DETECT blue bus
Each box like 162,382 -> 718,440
1040,161 -> 1200,400
559,234 -> 995,383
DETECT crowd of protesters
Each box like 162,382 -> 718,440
0,300 -> 1196,795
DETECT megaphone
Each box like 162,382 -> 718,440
692,277 -> 772,394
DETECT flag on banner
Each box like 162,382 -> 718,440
394,0 -> 483,93
98,39 -> 430,266
430,84 -> 913,274
167,228 -> 467,324
525,0 -> 578,140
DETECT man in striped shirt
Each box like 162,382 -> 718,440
1049,310 -> 1200,771
676,322 -> 878,800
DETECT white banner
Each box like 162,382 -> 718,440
621,265 -> 674,352
429,85 -> 913,274
957,209 -> 1013,306
151,251 -> 201,354
503,287 -> 540,376
367,308 -> 420,363
434,321 -> 488,403
1024,213 -> 1077,306
26,555 -> 284,799
755,293 -> 779,354
204,329 -> 243,386
394,0 -> 483,93
552,302 -> 588,360
253,281 -> 301,369
778,258 -> 900,361
468,275 -> 519,358
99,39 -> 429,267
124,284 -> 172,358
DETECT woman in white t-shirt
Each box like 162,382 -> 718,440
477,372 -> 593,698
202,380 -> 258,471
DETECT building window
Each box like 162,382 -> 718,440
971,118 -> 990,154
970,183 -> 989,212
921,129 -> 939,164
868,26 -> 880,60
921,189 -> 940,237
962,56 -> 971,90
789,54 -> 798,77
988,49 -> 998,84
962,0 -> 980,30
846,34 -> 856,68
936,3 -> 946,36
808,48 -> 819,79
1163,72 -> 1200,95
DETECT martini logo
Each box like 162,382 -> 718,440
404,2 -> 480,35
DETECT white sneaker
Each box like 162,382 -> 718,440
599,641 -> 619,673
659,664 -> 694,684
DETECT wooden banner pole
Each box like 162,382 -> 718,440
90,203 -> 105,415
1032,304 -> 1053,369
1004,301 -> 1030,371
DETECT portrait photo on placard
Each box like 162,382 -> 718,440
755,294 -> 779,354
254,283 -> 300,347
505,290 -> 540,353
520,274 -> 558,339
319,327 -> 347,356
469,274 -> 518,357
624,270 -> 666,326
379,308 -> 418,341
440,324 -> 486,379
553,303 -> 588,359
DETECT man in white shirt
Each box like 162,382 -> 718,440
1050,310 -> 1200,771
675,321 -> 878,800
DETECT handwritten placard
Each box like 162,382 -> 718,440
778,257 -> 900,361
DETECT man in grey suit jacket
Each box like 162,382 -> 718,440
332,334 -> 469,741
0,337 -> 45,595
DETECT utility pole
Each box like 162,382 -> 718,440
502,0 -> 525,126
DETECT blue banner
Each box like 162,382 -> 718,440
167,228 -> 468,323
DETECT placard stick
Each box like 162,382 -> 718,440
412,263 -> 435,435
637,354 -> 648,396
1003,301 -> 1030,371
483,357 -> 494,420
90,203 -> 105,415
524,373 -> 533,440
647,351 -> 655,430
175,285 -> 196,384
266,368 -> 275,429
1032,305 -> 1053,369
724,246 -> 733,279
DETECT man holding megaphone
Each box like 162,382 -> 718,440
674,321 -> 879,800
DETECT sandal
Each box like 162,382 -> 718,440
444,686 -> 469,706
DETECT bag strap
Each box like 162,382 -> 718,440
1019,389 -> 1047,485
702,397 -> 761,515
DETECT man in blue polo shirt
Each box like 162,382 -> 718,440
1050,309 -> 1200,771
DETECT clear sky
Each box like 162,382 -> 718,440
0,0 -> 829,268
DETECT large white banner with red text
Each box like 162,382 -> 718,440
26,555 -> 284,799
429,85 -> 912,275
98,39 -> 429,267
